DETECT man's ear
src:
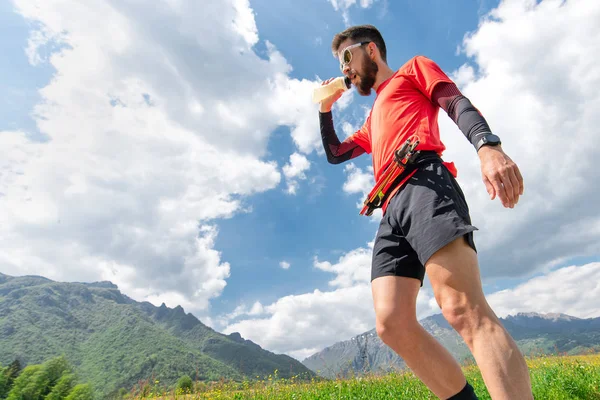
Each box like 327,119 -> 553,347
367,42 -> 377,60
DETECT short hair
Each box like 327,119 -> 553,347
331,24 -> 387,63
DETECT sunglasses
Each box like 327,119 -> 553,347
338,41 -> 370,72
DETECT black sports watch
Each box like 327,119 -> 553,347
475,134 -> 501,152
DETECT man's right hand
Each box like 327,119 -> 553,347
319,78 -> 345,113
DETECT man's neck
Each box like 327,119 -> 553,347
373,65 -> 395,92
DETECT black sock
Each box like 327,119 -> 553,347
447,382 -> 478,400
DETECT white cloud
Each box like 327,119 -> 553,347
223,250 -> 600,360
333,89 -> 355,112
327,0 -> 380,26
340,121 -> 357,137
341,163 -> 383,220
0,0 -> 324,315
488,262 -> 600,319
231,0 -> 259,46
314,246 -> 371,288
342,163 -> 373,197
267,63 -> 324,155
282,152 -> 311,195
279,261 -> 291,270
221,300 -> 266,324
249,301 -> 265,315
223,241 -> 439,359
224,285 -> 375,360
438,0 -> 600,279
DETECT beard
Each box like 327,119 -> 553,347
355,56 -> 378,96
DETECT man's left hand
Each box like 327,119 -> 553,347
478,145 -> 524,208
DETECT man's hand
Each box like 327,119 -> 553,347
478,145 -> 524,208
319,78 -> 345,113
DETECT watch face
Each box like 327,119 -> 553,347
484,135 -> 501,145
477,134 -> 501,151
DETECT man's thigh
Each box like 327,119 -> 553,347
425,237 -> 488,311
371,276 -> 421,322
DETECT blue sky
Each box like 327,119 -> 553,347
1,0 -> 599,360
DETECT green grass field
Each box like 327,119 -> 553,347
137,353 -> 600,400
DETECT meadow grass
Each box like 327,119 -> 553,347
138,353 -> 600,399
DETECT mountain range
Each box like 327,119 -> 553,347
0,272 -> 314,397
301,311 -> 600,379
3,270 -> 599,396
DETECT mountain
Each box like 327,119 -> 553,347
302,312 -> 600,378
0,272 -> 314,397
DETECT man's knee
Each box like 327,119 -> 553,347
440,295 -> 472,332
375,307 -> 418,345
371,276 -> 421,347
439,292 -> 495,346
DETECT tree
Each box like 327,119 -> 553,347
65,383 -> 94,400
0,366 -> 10,399
0,359 -> 22,398
43,355 -> 73,388
5,356 -> 78,400
6,359 -> 21,381
6,364 -> 45,400
45,373 -> 77,400
176,375 -> 193,393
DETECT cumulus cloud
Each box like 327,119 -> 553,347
488,262 -> 600,319
222,300 -> 266,323
223,241 -> 439,360
314,245 -> 371,288
224,285 -> 375,360
340,121 -> 358,137
282,153 -> 311,195
0,0 -> 322,316
342,163 -> 373,197
222,250 -> 600,360
432,0 -> 600,280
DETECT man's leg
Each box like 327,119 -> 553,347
372,275 -> 472,399
425,237 -> 533,400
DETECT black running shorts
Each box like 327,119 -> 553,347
371,159 -> 478,285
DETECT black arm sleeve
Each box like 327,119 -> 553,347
432,82 -> 494,149
319,111 -> 366,164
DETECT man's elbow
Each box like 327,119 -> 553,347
326,154 -> 344,164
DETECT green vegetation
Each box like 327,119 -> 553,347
0,356 -> 93,400
0,273 -> 314,398
133,353 -> 600,399
177,375 -> 194,393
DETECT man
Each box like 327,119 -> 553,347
318,25 -> 533,400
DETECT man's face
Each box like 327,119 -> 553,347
337,40 -> 378,96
